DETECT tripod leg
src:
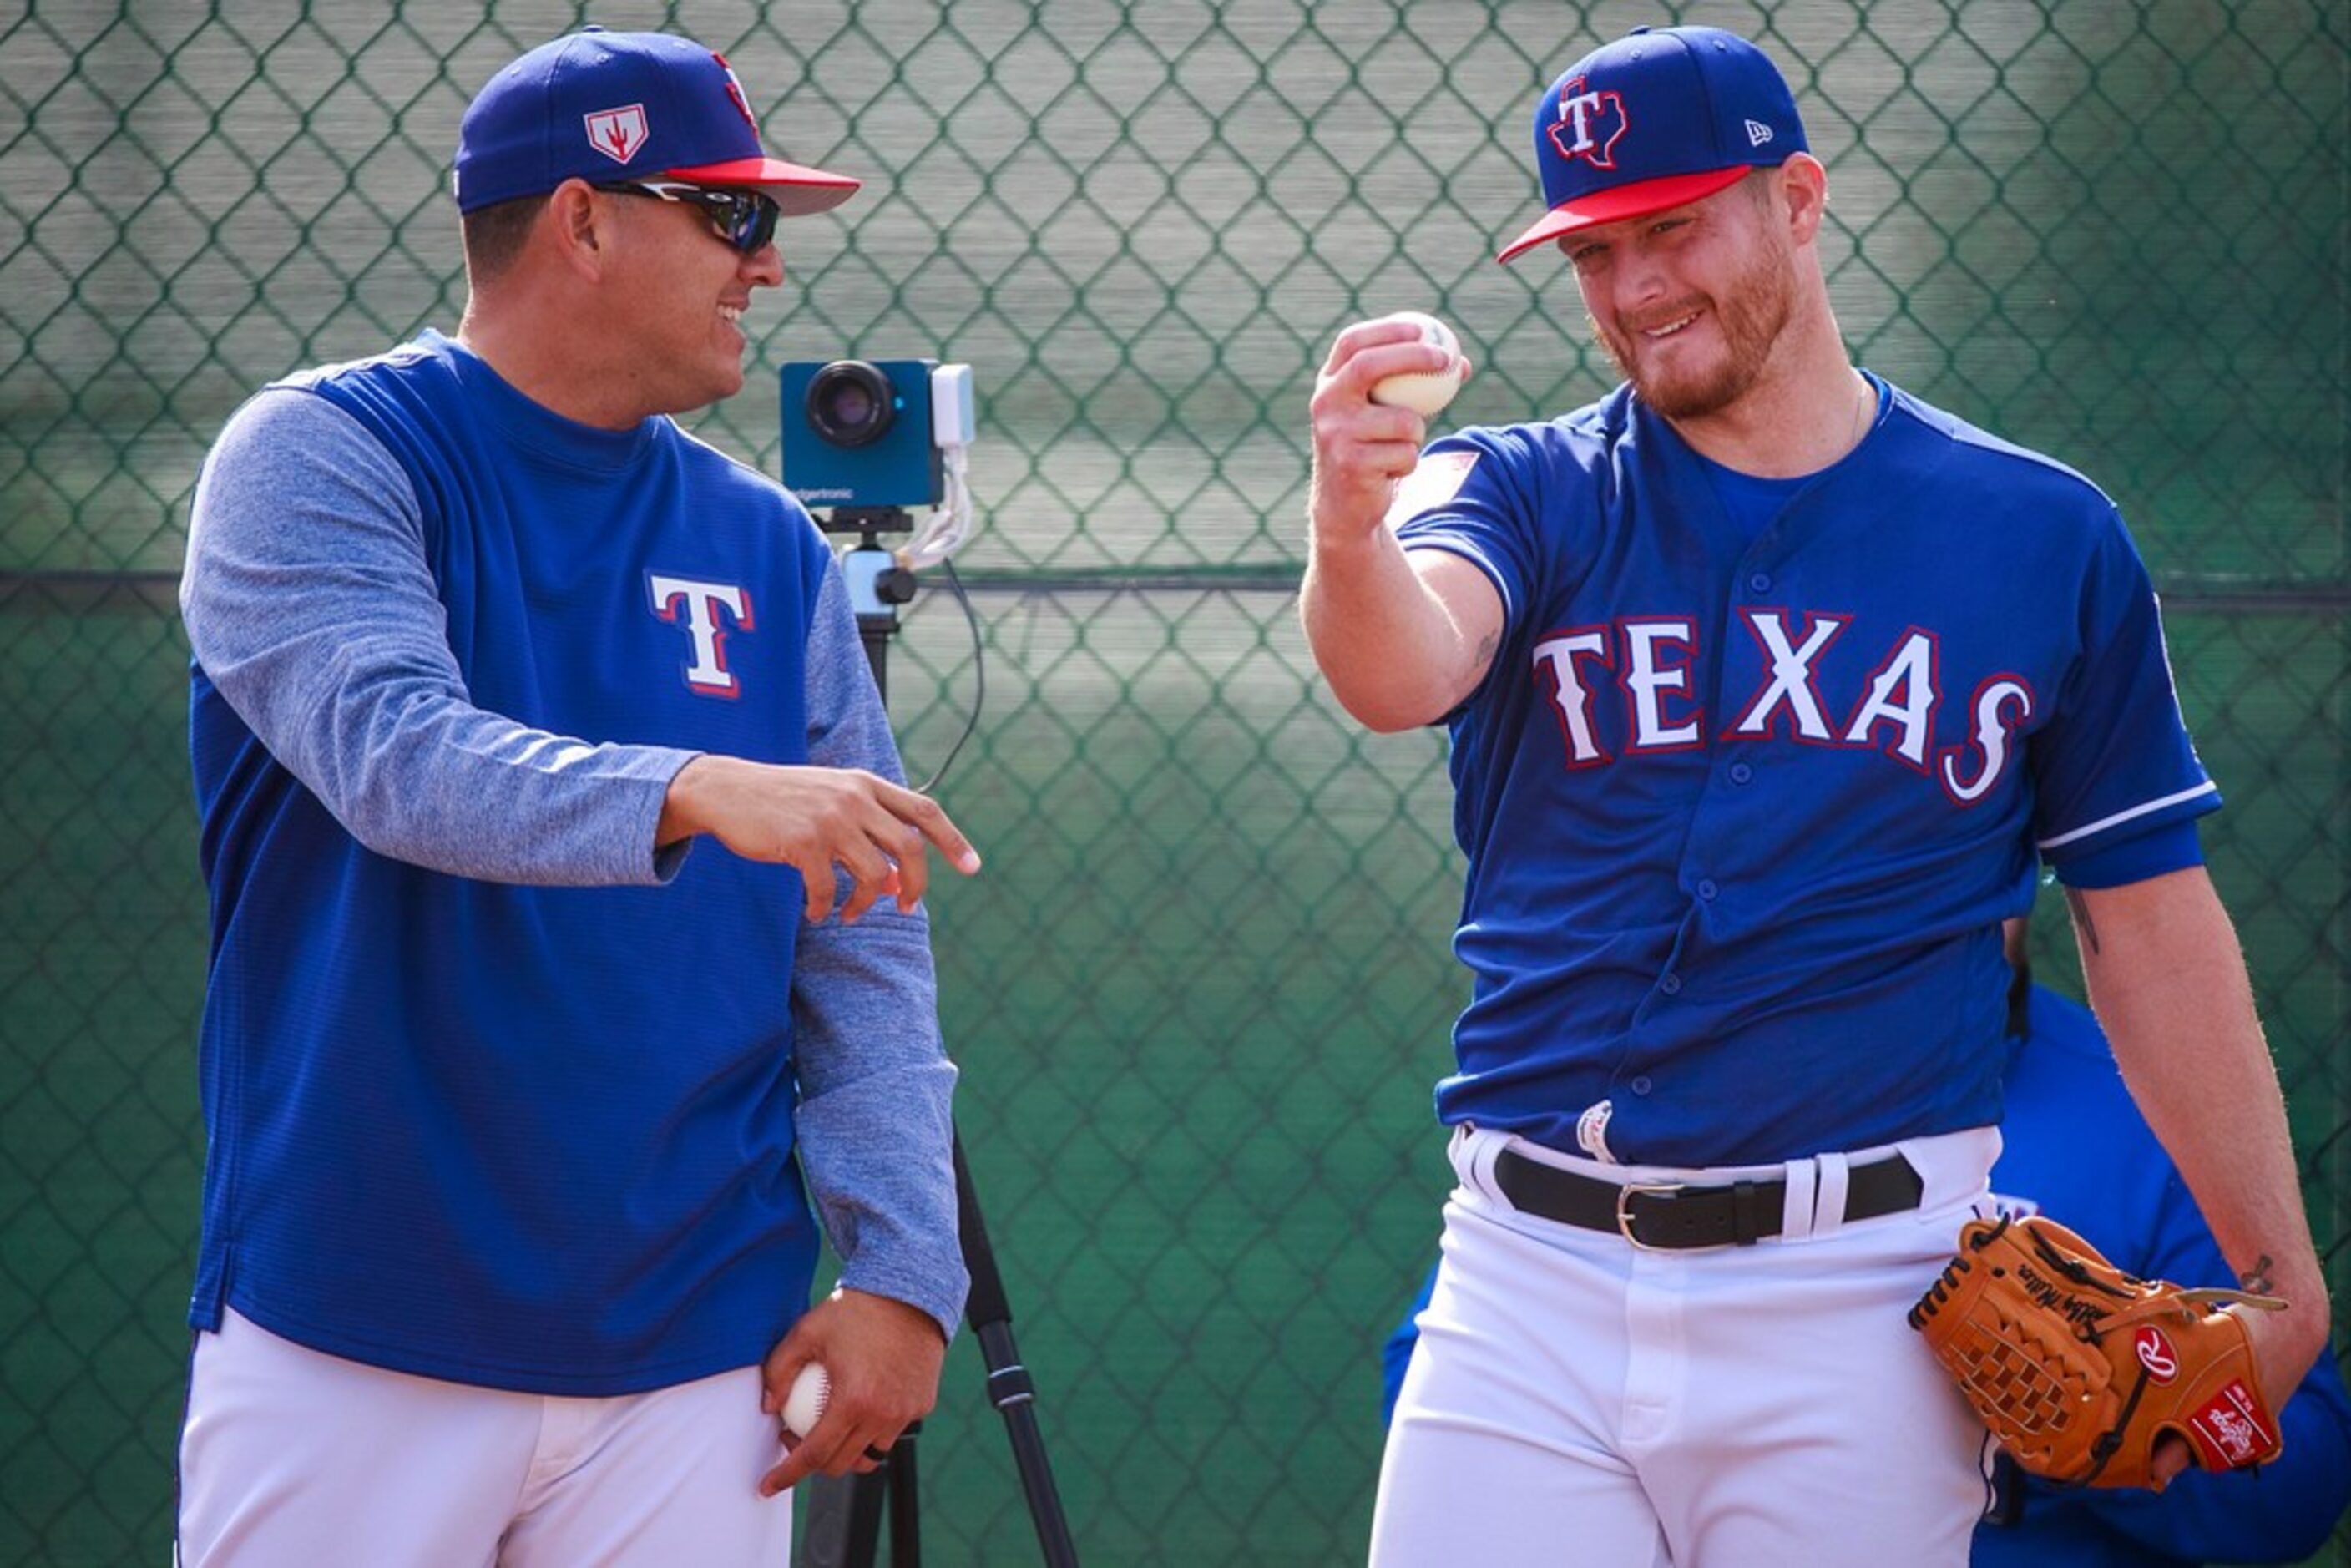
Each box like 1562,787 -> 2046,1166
887,1424 -> 923,1567
955,1137 -> 1082,1566
841,1466 -> 888,1567
795,1472 -> 856,1568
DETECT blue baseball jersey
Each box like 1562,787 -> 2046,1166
183,331 -> 963,1394
1974,986 -> 2351,1567
1395,377 -> 2217,1166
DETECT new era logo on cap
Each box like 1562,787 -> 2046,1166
1498,25 -> 1809,265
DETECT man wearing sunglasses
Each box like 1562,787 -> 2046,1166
175,29 -> 977,1565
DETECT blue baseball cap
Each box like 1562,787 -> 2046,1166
453,29 -> 859,216
1497,26 -> 1807,265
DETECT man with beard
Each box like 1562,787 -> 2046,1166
1302,25 -> 2327,1567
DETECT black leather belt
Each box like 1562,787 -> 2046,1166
1493,1147 -> 1924,1250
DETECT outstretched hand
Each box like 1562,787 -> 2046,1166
757,1287 -> 949,1497
658,755 -> 981,922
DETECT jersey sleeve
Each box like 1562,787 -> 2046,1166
181,387 -> 695,884
2029,507 -> 2220,869
2045,817 -> 2202,889
787,564 -> 969,1338
1391,426 -> 1553,640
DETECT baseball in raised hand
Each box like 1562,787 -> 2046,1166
1368,311 -> 1467,417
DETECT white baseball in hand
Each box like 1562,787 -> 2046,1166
1368,311 -> 1466,417
780,1362 -> 830,1438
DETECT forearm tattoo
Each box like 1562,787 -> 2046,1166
2239,1255 -> 2277,1295
2063,887 -> 2100,954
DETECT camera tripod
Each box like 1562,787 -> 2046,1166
799,509 -> 1080,1568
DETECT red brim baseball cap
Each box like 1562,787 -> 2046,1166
456,29 -> 860,218
662,155 -> 860,217
1498,26 -> 1807,266
1496,166 -> 1752,264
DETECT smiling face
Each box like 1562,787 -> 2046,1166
1561,171 -> 1801,421
596,184 -> 785,417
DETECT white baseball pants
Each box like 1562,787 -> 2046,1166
1370,1125 -> 2000,1567
177,1308 -> 794,1567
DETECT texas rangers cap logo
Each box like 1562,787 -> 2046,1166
584,104 -> 650,165
1549,75 -> 1629,171
713,51 -> 760,132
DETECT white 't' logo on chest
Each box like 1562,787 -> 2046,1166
650,574 -> 754,697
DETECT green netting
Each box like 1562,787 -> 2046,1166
2,2 -> 2344,1563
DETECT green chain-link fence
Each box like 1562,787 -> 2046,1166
2,1 -> 2344,1562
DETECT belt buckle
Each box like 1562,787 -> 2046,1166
1615,1181 -> 1685,1250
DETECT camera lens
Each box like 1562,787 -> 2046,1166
806,361 -> 897,448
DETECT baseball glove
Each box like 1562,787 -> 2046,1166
1909,1212 -> 2287,1490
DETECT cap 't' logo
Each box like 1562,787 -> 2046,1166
1550,75 -> 1629,170
713,52 -> 760,133
585,105 -> 650,164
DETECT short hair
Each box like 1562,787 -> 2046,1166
459,193 -> 550,281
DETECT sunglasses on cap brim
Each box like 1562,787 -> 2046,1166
592,180 -> 781,255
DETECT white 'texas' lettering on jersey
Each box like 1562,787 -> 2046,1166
1621,620 -> 1702,750
649,574 -> 755,697
1730,610 -> 1848,741
1843,630 -> 1939,768
1939,678 -> 2032,802
1532,627 -> 1613,765
1528,616 -> 2031,802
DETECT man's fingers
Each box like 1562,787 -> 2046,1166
837,872 -> 884,925
759,1422 -> 893,1496
1362,432 -> 1427,477
1322,316 -> 1433,377
832,815 -> 927,923
760,1441 -> 816,1496
800,862 -> 839,923
884,839 -> 923,913
1350,342 -> 1454,400
880,782 -> 980,875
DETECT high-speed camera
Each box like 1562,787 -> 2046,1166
779,358 -> 975,511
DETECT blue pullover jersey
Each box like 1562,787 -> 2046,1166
183,332 -> 960,1393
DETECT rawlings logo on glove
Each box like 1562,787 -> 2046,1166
1909,1212 -> 2287,1489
